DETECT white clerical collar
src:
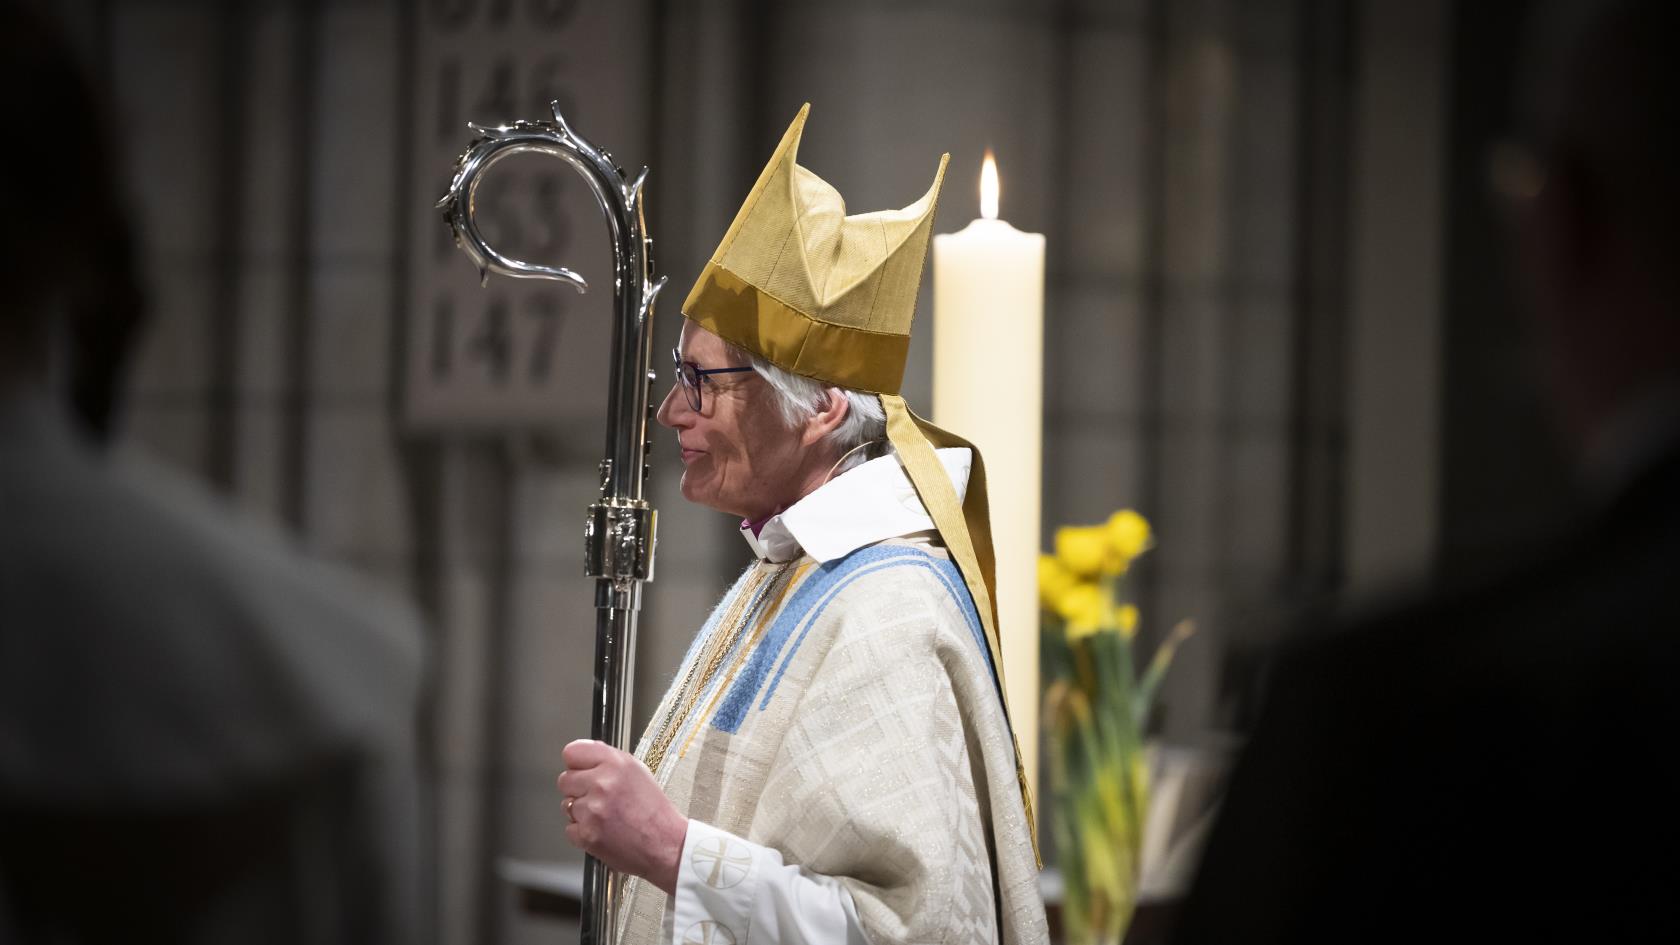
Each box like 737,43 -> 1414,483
739,448 -> 972,563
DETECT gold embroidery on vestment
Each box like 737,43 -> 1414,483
676,560 -> 812,762
642,560 -> 798,775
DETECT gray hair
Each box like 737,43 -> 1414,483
733,346 -> 888,462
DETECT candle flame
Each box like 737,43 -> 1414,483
980,150 -> 999,220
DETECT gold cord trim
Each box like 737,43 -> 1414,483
643,560 -> 798,775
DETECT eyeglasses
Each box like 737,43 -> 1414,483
672,346 -> 754,412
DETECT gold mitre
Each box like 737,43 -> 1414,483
681,103 -> 1042,865
681,102 -> 946,395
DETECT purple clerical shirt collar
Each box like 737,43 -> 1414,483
742,510 -> 782,538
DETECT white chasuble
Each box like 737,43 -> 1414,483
616,452 -> 1048,945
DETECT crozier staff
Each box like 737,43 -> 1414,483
555,104 -> 1049,945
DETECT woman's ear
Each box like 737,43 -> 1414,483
801,388 -> 850,447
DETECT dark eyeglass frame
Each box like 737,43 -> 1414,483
672,346 -> 754,412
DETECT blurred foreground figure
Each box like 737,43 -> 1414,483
1174,2 -> 1680,942
0,4 -> 423,943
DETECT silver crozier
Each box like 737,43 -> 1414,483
438,101 -> 665,945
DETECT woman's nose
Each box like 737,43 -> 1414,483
655,381 -> 685,429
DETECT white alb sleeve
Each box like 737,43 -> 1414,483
670,819 -> 872,945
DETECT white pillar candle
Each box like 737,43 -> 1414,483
932,151 -> 1045,805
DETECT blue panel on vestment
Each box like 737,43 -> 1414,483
709,545 -> 993,734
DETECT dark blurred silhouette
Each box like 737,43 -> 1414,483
1173,1 -> 1680,942
0,4 -> 425,943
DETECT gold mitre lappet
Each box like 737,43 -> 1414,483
681,103 -> 1040,862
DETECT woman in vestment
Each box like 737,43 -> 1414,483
557,105 -> 1048,945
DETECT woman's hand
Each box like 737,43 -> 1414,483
557,739 -> 688,895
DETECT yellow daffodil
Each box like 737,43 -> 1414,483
1041,507 -> 1181,945
1117,603 -> 1139,639
1038,554 -> 1078,612
1067,620 -> 1105,642
1057,512 -> 1154,579
1056,525 -> 1112,578
1106,510 -> 1152,568
1058,582 -> 1108,639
